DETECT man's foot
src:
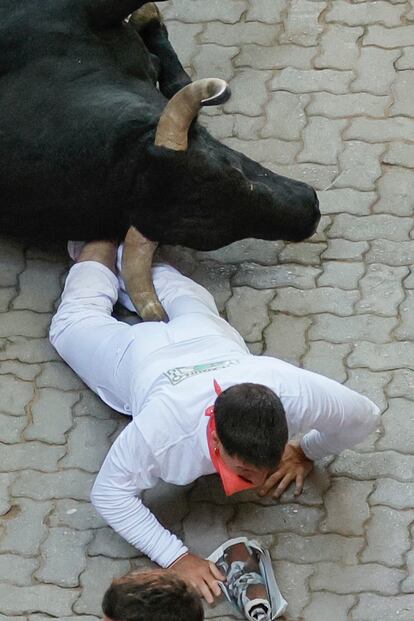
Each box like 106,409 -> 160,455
77,240 -> 118,274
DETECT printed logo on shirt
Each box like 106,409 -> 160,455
164,359 -> 240,385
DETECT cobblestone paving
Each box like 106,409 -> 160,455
1,1 -> 414,619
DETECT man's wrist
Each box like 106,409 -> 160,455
168,551 -> 189,569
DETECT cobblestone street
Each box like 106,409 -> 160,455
1,1 -> 414,619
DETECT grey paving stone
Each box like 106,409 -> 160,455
13,261 -> 64,313
374,168 -> 414,216
196,239 -> 284,266
247,341 -> 263,355
271,68 -> 353,94
73,390 -> 115,420
0,499 -> 53,555
353,594 -> 414,621
322,239 -> 369,261
346,369 -> 391,415
49,499 -> 105,530
330,449 -> 414,481
36,361 -> 84,390
362,505 -> 414,566
0,443 -> 65,472
12,470 -> 95,501
280,0 -> 325,46
199,114 -> 234,139
388,369 -> 414,400
326,0 -> 405,26
336,142 -> 385,191
330,213 -> 412,241
317,261 -> 365,290
232,114 -> 267,140
349,341 -> 414,371
0,413 -> 27,443
271,287 -> 359,316
268,162 -> 339,190
229,503 -> 323,536
202,21 -> 277,46
364,24 -> 414,47
378,398 -> 414,453
0,554 -> 38,586
88,527 -> 139,559
391,69 -> 414,117
30,617 -> 99,621
320,478 -> 373,536
0,376 -> 33,416
184,502 -> 234,558
384,142 -> 414,168
345,117 -> 414,142
315,24 -> 363,70
370,478 -> 414,510
36,527 -> 93,587
367,240 -> 414,266
311,562 -> 404,595
310,314 -> 397,344
352,47 -> 401,96
224,69 -> 271,116
245,0 -> 287,24
397,47 -> 414,70
236,43 -> 315,70
74,557 -> 130,616
264,314 -> 311,366
304,593 -> 356,621
0,311 -> 51,339
308,93 -> 389,119
191,261 -> 236,313
272,533 -> 363,565
193,44 -> 238,82
163,0 -> 247,23
303,342 -> 351,383
402,529 -> 414,593
262,92 -> 310,140
310,215 -> 332,243
0,584 -> 78,617
298,118 -> 347,166
318,189 -> 376,215
356,264 -> 408,316
233,263 -> 320,290
0,238 -> 25,287
165,21 -> 203,67
61,417 -> 117,473
24,387 -> 76,444
226,287 -> 273,342
0,473 -> 17,516
223,136 -> 300,165
0,288 -> 15,312
0,361 -> 41,381
272,561 -> 313,620
279,242 -> 326,265
0,337 -> 60,364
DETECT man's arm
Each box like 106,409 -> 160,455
90,420 -> 188,567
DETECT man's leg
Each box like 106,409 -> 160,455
50,241 -> 136,412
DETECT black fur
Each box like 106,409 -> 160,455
0,0 -> 320,248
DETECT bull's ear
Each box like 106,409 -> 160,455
84,0 -> 148,27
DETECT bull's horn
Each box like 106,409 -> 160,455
155,78 -> 231,151
122,226 -> 168,322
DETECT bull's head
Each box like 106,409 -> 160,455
123,78 -> 320,321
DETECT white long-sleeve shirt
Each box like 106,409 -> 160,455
51,261 -> 380,568
91,353 -> 379,567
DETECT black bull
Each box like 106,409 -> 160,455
0,0 -> 320,320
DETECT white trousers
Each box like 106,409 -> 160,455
49,259 -> 246,414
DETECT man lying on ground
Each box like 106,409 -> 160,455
50,240 -> 380,603
102,569 -> 203,621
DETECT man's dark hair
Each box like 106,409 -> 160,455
214,383 -> 288,469
102,570 -> 204,621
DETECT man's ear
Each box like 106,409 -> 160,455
211,429 -> 220,448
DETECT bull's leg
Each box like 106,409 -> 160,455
85,0 -> 168,28
130,4 -> 192,99
122,226 -> 168,322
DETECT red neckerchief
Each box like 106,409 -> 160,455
205,380 -> 256,496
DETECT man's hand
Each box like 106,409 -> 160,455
168,553 -> 224,604
258,441 -> 314,499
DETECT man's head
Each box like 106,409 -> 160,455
212,383 -> 288,487
102,570 -> 204,621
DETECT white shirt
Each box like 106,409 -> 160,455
91,352 -> 380,567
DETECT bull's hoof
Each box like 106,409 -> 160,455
130,3 -> 163,30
